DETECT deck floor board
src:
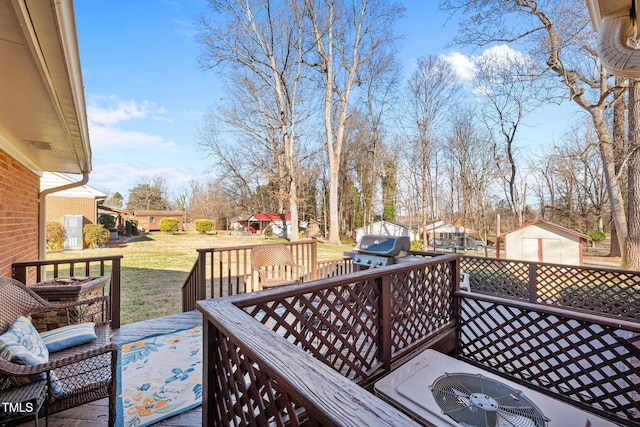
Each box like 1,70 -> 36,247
17,311 -> 203,427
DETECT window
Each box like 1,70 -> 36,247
149,216 -> 155,224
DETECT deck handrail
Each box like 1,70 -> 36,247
181,239 -> 319,311
197,254 -> 459,425
197,253 -> 638,426
12,255 -> 123,329
456,290 -> 640,425
460,255 -> 640,318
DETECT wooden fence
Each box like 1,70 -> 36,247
197,253 -> 639,426
181,240 -> 357,312
197,254 -> 459,426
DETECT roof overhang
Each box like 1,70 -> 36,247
0,0 -> 91,174
586,0 -> 640,78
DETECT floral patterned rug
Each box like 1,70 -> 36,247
116,325 -> 202,427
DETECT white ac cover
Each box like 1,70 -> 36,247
374,349 -> 617,427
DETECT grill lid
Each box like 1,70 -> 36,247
357,235 -> 410,257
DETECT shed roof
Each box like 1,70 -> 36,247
498,219 -> 591,241
249,213 -> 291,221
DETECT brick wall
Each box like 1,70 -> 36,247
0,148 -> 39,278
46,196 -> 96,227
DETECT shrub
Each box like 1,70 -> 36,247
587,230 -> 606,246
98,214 -> 116,230
194,219 -> 213,234
125,219 -> 139,235
83,224 -> 109,249
410,240 -> 423,251
264,224 -> 274,239
46,222 -> 65,250
159,217 -> 179,234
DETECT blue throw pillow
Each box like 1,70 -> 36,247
39,323 -> 97,353
0,316 -> 64,396
0,316 -> 48,364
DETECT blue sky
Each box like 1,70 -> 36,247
73,1 -> 579,200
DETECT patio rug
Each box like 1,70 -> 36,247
116,325 -> 203,427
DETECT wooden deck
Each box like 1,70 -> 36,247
18,311 -> 203,427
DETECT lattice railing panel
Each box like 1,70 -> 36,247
243,278 -> 382,383
460,257 -> 530,300
537,264 -> 640,318
390,262 -> 454,354
461,256 -> 640,319
457,296 -> 640,425
212,328 -> 318,426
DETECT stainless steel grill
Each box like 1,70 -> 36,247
349,235 -> 411,269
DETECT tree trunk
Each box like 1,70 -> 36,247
590,108 -> 628,265
625,80 -> 640,268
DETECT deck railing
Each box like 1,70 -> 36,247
197,254 -> 459,426
182,239 -> 319,312
457,292 -> 640,425
12,255 -> 123,329
460,256 -> 640,318
198,253 -> 639,426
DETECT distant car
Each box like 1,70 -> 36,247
431,238 -> 453,247
454,236 -> 485,251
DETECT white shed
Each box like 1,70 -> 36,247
497,220 -> 591,266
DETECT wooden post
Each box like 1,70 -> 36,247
528,263 -> 537,303
310,240 -> 318,280
110,257 -> 122,329
380,272 -> 392,371
197,250 -> 207,302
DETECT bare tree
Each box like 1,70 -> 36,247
475,46 -> 537,227
197,0 -> 309,240
302,0 -> 404,244
445,107 -> 496,253
440,0 -> 638,267
401,55 -> 462,249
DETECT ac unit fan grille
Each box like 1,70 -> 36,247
430,372 -> 549,427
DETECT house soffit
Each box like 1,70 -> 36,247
0,0 -> 91,174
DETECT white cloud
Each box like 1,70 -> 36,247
440,51 -> 476,81
88,161 -> 197,198
88,125 -> 176,149
477,44 -> 529,68
440,45 -> 530,83
87,95 -> 167,125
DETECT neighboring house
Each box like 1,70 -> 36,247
423,220 -> 472,241
497,219 -> 591,266
41,172 -> 106,226
98,205 -> 133,228
242,213 -> 293,238
355,220 -> 419,243
0,2 -> 91,278
133,210 -> 184,232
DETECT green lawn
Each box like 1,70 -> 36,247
46,232 -> 353,325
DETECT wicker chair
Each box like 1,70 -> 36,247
0,277 -> 117,426
251,245 -> 305,289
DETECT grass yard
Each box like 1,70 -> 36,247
46,232 -> 353,325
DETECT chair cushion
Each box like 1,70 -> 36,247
0,316 -> 64,396
0,316 -> 48,364
40,322 -> 97,353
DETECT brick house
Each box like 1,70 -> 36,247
133,210 -> 184,232
41,172 -> 107,228
0,3 -> 92,278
